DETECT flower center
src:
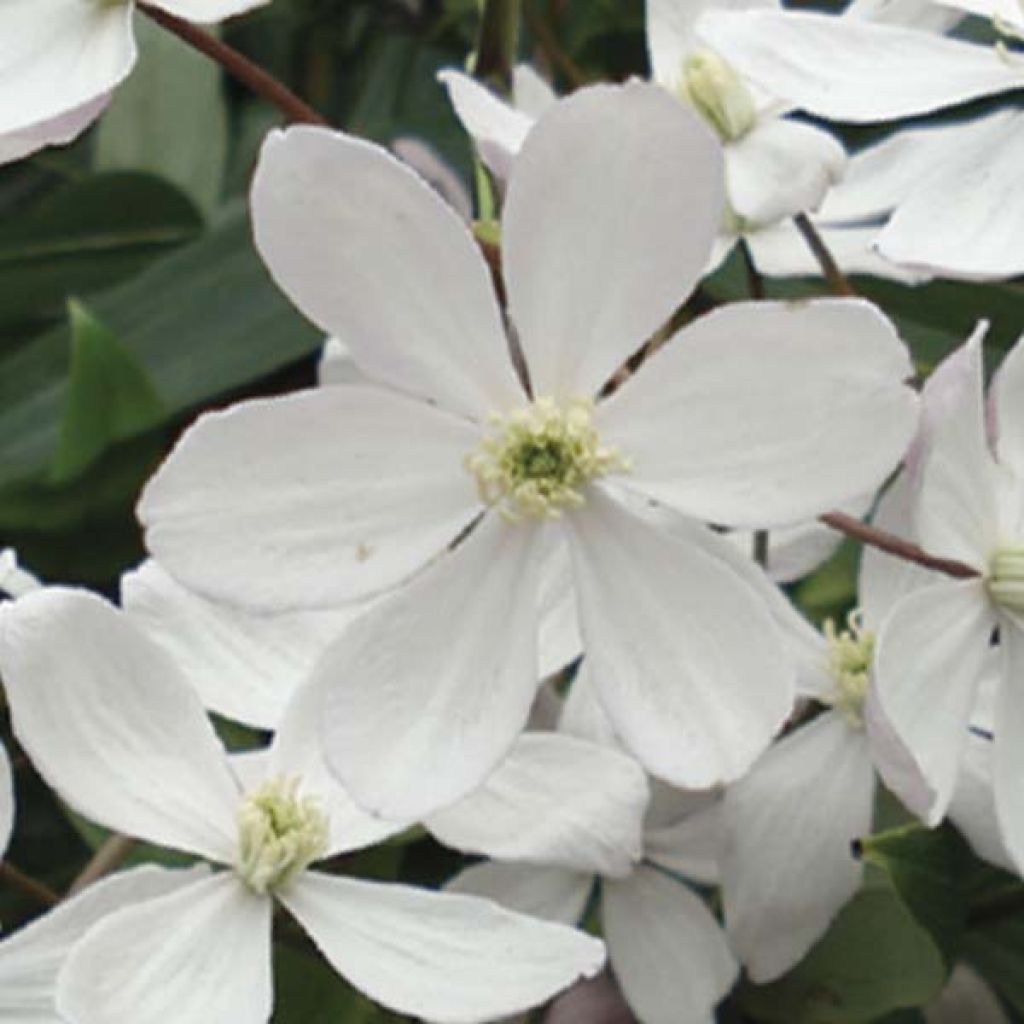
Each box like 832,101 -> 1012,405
235,776 -> 329,895
822,610 -> 875,730
678,49 -> 758,143
989,541 -> 1024,614
465,397 -> 629,522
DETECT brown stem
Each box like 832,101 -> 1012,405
524,0 -> 589,88
820,511 -> 979,580
793,212 -> 856,298
68,835 -> 138,896
139,4 -> 329,127
0,861 -> 60,907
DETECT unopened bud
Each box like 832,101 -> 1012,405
680,49 -> 758,142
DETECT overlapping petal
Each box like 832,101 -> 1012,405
281,872 -> 605,1024
0,94 -> 112,167
502,81 -> 724,401
993,337 -> 1024,480
0,588 -> 240,863
139,385 -> 481,610
446,861 -> 593,925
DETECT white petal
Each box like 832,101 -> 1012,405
867,578 -> 994,824
560,665 -> 620,748
321,514 -> 544,819
879,111 -> 1024,281
600,298 -> 917,528
644,795 -> 725,886
992,621 -> 1024,873
0,588 -> 239,863
0,865 -> 207,1018
568,490 -> 793,788
391,137 -> 474,223
139,385 -> 481,610
0,741 -> 12,862
949,729 -> 1015,873
603,867 -> 737,1024
925,962 -> 1010,1024
282,871 -> 605,1024
446,861 -> 592,925
537,531 -> 582,679
426,732 -> 649,877
438,70 -> 535,182
512,65 -> 557,118
0,548 -> 41,600
0,0 -> 134,136
700,10 -> 1024,121
317,337 -> 367,387
252,126 -> 522,420
723,713 -> 875,982
846,0 -> 965,30
502,81 -> 723,401
0,93 -> 111,166
145,0 -> 272,22
57,873 -> 271,1024
994,337 -> 1024,483
726,118 -> 845,226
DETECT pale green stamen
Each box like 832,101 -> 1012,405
678,49 -> 758,142
989,541 -> 1024,614
823,609 -> 875,730
236,776 -> 329,895
465,397 -> 629,522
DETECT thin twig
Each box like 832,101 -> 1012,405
793,212 -> 856,297
820,511 -> 979,580
523,0 -> 589,88
68,835 -> 138,896
139,4 -> 329,127
0,861 -> 60,907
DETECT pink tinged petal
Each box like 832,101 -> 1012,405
122,560 -> 366,731
144,0 -> 273,22
138,385 -> 481,611
437,70 -> 535,182
0,93 -> 111,166
699,11 -> 1024,121
0,741 -> 12,861
0,588 -> 240,863
538,529 -> 582,678
993,337 -> 1024,480
950,729 -> 1016,874
512,65 -> 557,118
502,81 -> 724,401
320,513 -> 544,819
252,126 -> 522,420
445,861 -> 593,925
546,971 -> 636,1024
726,118 -> 845,226
878,111 -> 1024,281
0,1 -> 134,137
603,866 -> 738,1024
599,298 -> 918,528
426,732 -> 649,877
992,620 -> 1024,873
867,578 -> 994,825
567,491 -> 793,788
723,713 -> 876,982
281,872 -> 606,1023
56,873 -> 272,1024
0,865 -> 208,1017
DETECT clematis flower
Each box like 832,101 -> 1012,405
0,865 -> 207,1021
0,587 -> 606,1024
139,82 -> 918,819
0,0 -> 269,166
864,329 -> 1024,870
700,7 -> 1024,278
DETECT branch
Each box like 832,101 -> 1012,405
793,212 -> 856,298
0,861 -> 60,907
524,0 -> 589,88
139,5 -> 329,127
68,834 -> 138,896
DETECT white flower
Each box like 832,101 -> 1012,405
0,588 -> 606,1024
0,0 -> 269,166
700,6 -> 1024,279
864,329 -> 1024,870
0,740 -> 12,866
139,82 -> 918,819
0,865 -> 206,1021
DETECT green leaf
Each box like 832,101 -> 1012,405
95,15 -> 229,215
50,301 -> 166,483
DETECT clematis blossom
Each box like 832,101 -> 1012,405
139,82 -> 918,820
0,0 -> 269,166
0,588 -> 607,1024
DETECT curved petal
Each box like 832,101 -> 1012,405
0,93 -> 110,166
0,865 -> 208,1016
726,118 -> 845,226
446,861 -> 592,925
568,490 -> 793,788
146,0 -> 272,23
438,70 -> 535,182
699,10 -> 1024,121
867,578 -> 994,825
139,385 -> 481,610
0,588 -> 239,863
57,873 -> 271,1024
0,741 -> 12,862
0,0 -> 134,137
321,513 -> 544,819
603,867 -> 737,1024
252,126 -> 522,420
722,713 -> 875,982
426,732 -> 649,877
513,65 -> 557,118
502,81 -> 724,401
282,871 -> 605,1024
992,621 -> 1024,873
599,298 -> 917,528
